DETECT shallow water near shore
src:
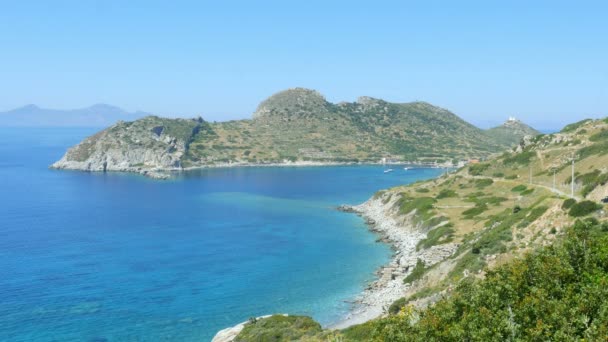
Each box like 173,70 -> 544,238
0,127 -> 443,341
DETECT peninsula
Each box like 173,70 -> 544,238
51,88 -> 538,178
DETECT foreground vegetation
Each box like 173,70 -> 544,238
357,218 -> 608,341
236,219 -> 608,341
232,117 -> 608,341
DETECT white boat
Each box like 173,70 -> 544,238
384,168 -> 394,173
403,167 -> 409,171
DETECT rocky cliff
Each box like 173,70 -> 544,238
51,116 -> 205,178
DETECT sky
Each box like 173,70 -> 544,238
0,0 -> 606,130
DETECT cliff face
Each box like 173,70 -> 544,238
51,116 -> 203,175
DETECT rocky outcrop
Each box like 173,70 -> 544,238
51,116 -> 202,178
331,192 -> 457,329
252,88 -> 331,120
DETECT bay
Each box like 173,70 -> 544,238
0,127 -> 442,341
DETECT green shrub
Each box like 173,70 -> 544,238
520,188 -> 534,195
569,200 -> 602,217
388,297 -> 407,315
475,178 -> 493,188
468,163 -> 490,176
367,219 -> 608,341
403,259 -> 426,284
436,189 -> 457,199
415,187 -> 430,193
505,174 -> 518,180
396,196 -> 436,221
518,206 -> 548,228
578,141 -> 608,159
527,206 -> 549,221
236,315 -> 322,341
562,198 -> 576,210
340,320 -> 376,341
503,151 -> 535,165
492,172 -> 504,178
486,196 -> 508,205
511,184 -> 527,192
589,129 -> 608,142
576,170 -> 608,197
462,204 -> 488,219
417,224 -> 455,250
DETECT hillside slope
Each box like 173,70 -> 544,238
484,117 -> 541,146
221,116 -> 608,341
52,88 -> 538,176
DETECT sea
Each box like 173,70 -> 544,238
0,127 -> 443,341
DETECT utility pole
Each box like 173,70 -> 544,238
571,156 -> 575,197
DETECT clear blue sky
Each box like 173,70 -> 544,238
1,0 -> 606,130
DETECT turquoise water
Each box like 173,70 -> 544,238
0,128 -> 442,341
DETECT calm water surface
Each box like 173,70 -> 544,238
0,127 -> 442,341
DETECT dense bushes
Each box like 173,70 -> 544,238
511,184 -> 527,192
388,298 -> 407,315
503,150 -> 535,165
396,196 -> 436,221
236,315 -> 322,341
569,200 -> 603,217
574,169 -> 608,198
589,129 -> 608,141
562,198 -> 576,210
474,178 -> 493,188
403,259 -> 426,284
468,163 -> 489,176
577,141 -> 608,159
462,204 -> 488,219
362,219 -> 608,341
436,189 -> 457,199
416,224 -> 455,250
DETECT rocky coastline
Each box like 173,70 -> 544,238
332,193 -> 460,329
211,192 -> 458,341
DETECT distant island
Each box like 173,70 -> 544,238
51,88 -> 539,178
0,103 -> 150,127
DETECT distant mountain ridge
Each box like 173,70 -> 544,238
51,88 -> 540,177
0,104 -> 150,127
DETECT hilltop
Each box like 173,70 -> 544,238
0,104 -> 150,127
52,88 -> 538,176
484,117 -> 541,146
217,116 -> 608,341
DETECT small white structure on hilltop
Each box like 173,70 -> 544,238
508,116 -> 518,122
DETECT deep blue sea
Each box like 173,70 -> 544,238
0,127 -> 442,341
